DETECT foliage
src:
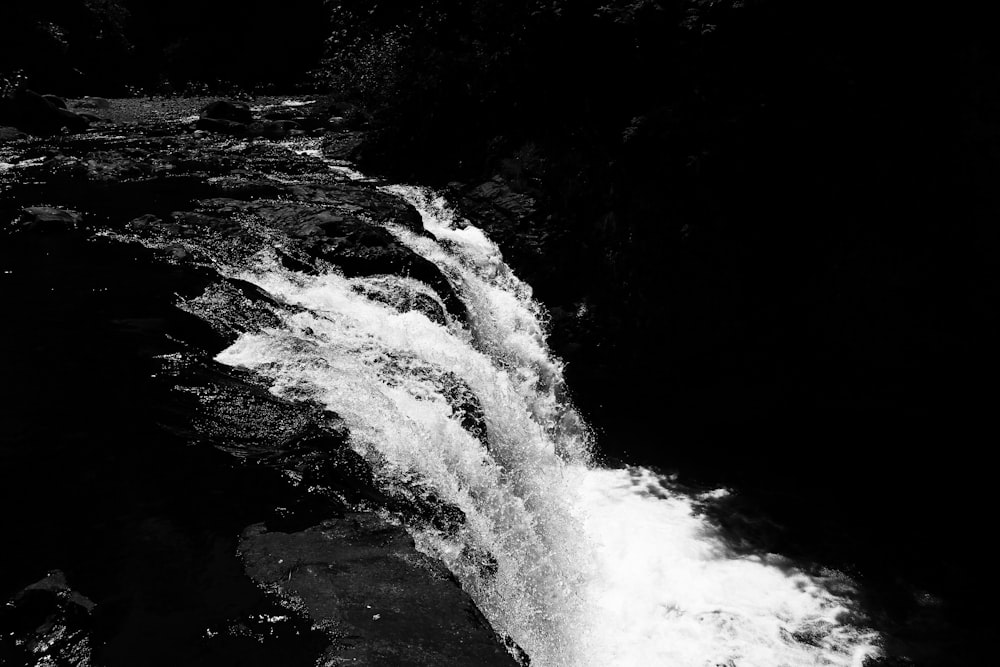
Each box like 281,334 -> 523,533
317,0 -> 742,176
0,1 -> 133,94
0,0 -> 332,95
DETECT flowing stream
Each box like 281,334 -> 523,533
163,141 -> 881,666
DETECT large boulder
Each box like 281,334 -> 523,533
201,99 -> 254,125
239,516 -> 519,666
0,89 -> 90,136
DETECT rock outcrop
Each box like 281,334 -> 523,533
240,517 -> 517,666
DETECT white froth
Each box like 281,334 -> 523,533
576,468 -> 878,666
199,158 -> 880,666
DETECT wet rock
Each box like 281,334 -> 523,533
169,210 -> 243,236
321,130 -> 366,160
0,125 -> 27,142
351,276 -> 449,325
20,206 -> 83,232
263,108 -> 308,122
201,99 -> 254,125
163,355 -> 468,535
0,570 -> 95,667
0,89 -> 90,136
128,213 -> 164,229
196,116 -> 249,136
440,371 -> 489,444
179,279 -> 286,341
42,94 -> 68,109
261,120 -> 301,140
0,109 -> 520,666
76,96 -> 111,110
468,175 -> 537,221
320,223 -> 466,320
327,115 -> 349,129
169,186 -> 461,319
275,183 -> 425,233
239,516 -> 518,666
59,107 -> 93,133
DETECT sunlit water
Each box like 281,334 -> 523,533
148,137 -> 881,666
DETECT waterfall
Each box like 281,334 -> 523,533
166,140 -> 881,666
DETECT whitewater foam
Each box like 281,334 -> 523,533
183,152 -> 882,665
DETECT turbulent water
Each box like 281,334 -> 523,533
140,140 -> 880,666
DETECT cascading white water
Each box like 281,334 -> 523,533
203,141 -> 881,666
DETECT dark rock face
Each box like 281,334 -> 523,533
240,517 -> 517,667
0,89 -> 90,136
0,571 -> 95,667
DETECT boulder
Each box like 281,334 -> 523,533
201,99 -> 254,125
0,89 -> 90,136
57,107 -> 90,133
195,116 -> 249,136
41,94 -> 67,109
20,206 -> 83,232
76,96 -> 111,110
239,517 -> 518,666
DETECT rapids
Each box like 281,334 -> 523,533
195,151 -> 882,666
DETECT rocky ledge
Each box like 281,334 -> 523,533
0,96 -> 519,666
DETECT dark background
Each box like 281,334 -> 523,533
3,1 -> 996,664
